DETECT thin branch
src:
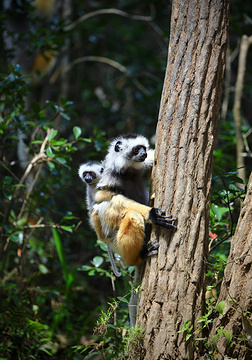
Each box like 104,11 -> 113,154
65,56 -> 127,74
65,6 -> 155,32
17,164 -> 43,221
2,266 -> 20,284
22,223 -> 62,230
65,56 -> 150,95
205,253 -> 252,268
221,41 -> 240,120
0,161 -> 20,182
233,35 -> 252,186
209,233 -> 232,253
0,130 -> 51,247
209,174 -> 236,253
242,127 -> 252,158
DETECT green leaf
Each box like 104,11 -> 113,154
3,176 -> 13,185
223,329 -> 232,344
61,225 -> 73,233
51,140 -> 66,146
62,215 -> 78,220
88,269 -> 95,276
73,126 -> 82,139
46,146 -> 55,157
3,189 -> 12,200
39,264 -> 49,274
47,161 -> 55,171
117,297 -> 128,304
217,301 -> 226,314
211,204 -> 222,221
51,228 -> 68,282
66,272 -> 74,294
48,129 -> 58,141
31,140 -> 43,144
85,352 -> 100,360
178,320 -> 191,333
212,334 -> 218,348
61,112 -> 70,121
92,256 -> 104,268
78,137 -> 92,143
78,265 -> 91,271
186,332 -> 192,341
56,157 -> 67,165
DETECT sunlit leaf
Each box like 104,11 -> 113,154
73,126 -> 82,139
48,129 -> 58,141
61,225 -> 73,233
223,329 -> 232,344
92,256 -> 103,268
39,264 -> 49,274
217,301 -> 226,314
46,146 -> 55,157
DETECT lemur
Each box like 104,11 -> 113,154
85,135 -> 176,327
92,134 -> 177,267
78,161 -> 122,277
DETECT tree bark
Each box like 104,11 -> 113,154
135,1 -> 229,359
210,172 -> 252,359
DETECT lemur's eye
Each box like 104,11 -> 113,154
133,146 -> 140,154
91,172 -> 96,178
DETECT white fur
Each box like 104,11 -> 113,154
97,135 -> 153,204
78,161 -> 103,210
106,135 -> 149,173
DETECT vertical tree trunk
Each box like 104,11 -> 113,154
135,1 -> 229,359
210,172 -> 252,359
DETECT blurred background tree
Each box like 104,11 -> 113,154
0,0 -> 252,358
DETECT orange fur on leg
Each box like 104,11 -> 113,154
91,210 -> 108,242
116,210 -> 145,266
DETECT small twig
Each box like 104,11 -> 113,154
0,130 -> 51,247
65,6 -> 155,32
209,173 -> 236,253
65,56 -> 150,95
210,233 -> 232,253
22,223 -> 62,230
205,253 -> 251,268
233,35 -> 252,186
17,164 -> 43,220
65,55 -> 127,74
18,130 -> 50,190
0,161 -> 20,182
242,128 -> 252,158
2,266 -> 20,284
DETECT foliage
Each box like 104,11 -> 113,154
123,324 -> 146,359
0,0 -> 252,358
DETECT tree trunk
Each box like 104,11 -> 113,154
210,172 -> 252,359
135,1 -> 229,359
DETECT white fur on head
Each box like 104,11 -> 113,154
103,134 -> 150,174
78,161 -> 103,184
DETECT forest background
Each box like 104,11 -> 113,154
0,0 -> 252,359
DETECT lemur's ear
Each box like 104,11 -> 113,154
114,141 -> 122,152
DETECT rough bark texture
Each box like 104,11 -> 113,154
210,173 -> 252,359
135,1 -> 229,359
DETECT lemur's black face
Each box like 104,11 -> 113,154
131,145 -> 147,162
83,171 -> 96,184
